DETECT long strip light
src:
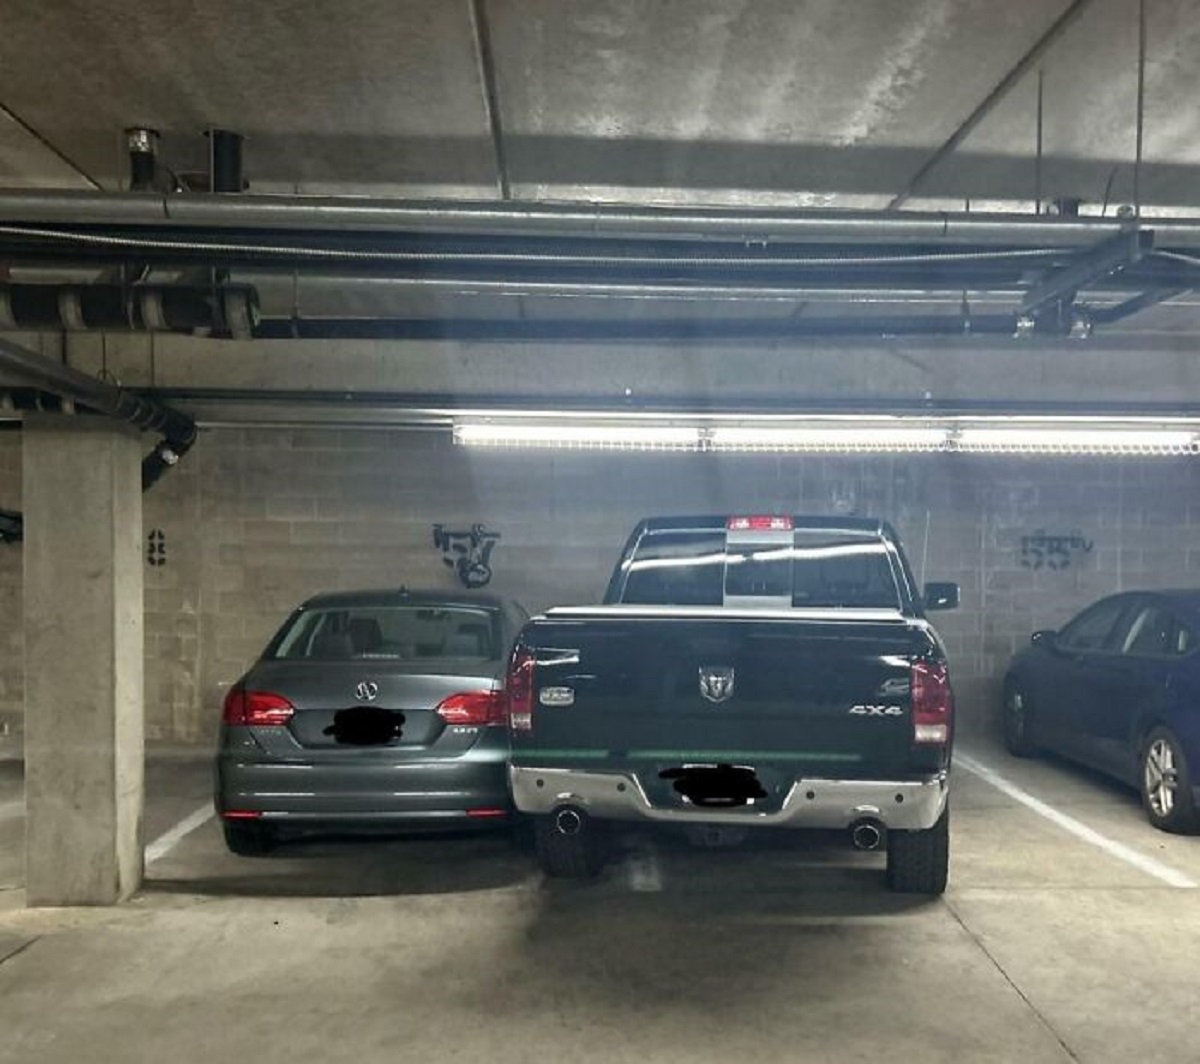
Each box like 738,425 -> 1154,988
709,426 -> 949,452
453,423 -> 703,450
453,417 -> 1200,456
953,428 -> 1197,455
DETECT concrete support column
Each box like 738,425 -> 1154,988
22,416 -> 144,905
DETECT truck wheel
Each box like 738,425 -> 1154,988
886,808 -> 949,895
222,821 -> 277,857
1140,727 -> 1198,834
533,811 -> 606,878
1003,682 -> 1038,758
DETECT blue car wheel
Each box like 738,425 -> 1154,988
1140,727 -> 1198,834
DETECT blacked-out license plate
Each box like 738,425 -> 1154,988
323,706 -> 406,746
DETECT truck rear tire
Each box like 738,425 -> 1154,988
533,813 -> 607,878
886,807 -> 949,895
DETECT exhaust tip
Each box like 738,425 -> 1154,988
850,819 -> 884,851
554,807 -> 584,836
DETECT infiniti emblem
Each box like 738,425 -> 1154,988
355,681 -> 379,702
699,666 -> 735,704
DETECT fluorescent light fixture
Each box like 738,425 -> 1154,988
454,423 -> 702,451
453,415 -> 1200,457
954,428 -> 1198,455
709,426 -> 949,452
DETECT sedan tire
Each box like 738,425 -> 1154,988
1140,727 -> 1198,834
1003,681 -> 1038,758
222,821 -> 277,857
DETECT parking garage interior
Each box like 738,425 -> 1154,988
3,1 -> 1200,1061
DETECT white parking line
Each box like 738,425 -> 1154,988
145,802 -> 215,865
626,846 -> 664,892
956,753 -> 1197,889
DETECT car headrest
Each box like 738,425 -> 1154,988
443,632 -> 484,657
312,631 -> 353,659
347,617 -> 383,653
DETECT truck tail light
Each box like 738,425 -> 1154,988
436,690 -> 507,726
727,515 -> 794,531
222,689 -> 295,727
506,645 -> 536,733
911,660 -> 953,744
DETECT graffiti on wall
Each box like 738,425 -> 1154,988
433,523 -> 500,589
0,508 -> 21,544
1019,529 -> 1093,571
147,528 -> 167,568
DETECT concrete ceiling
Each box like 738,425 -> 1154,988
0,0 -> 1197,212
1,0 -> 1199,343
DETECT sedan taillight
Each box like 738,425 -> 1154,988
911,660 -> 953,745
222,689 -> 295,727
436,690 -> 506,726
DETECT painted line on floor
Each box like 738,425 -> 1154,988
145,802 -> 215,865
956,753 -> 1197,889
626,846 -> 664,892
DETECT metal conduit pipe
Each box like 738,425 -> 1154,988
1,190 -> 1200,245
0,336 -> 197,491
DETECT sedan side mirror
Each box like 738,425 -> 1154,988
1031,629 -> 1058,649
923,582 -> 960,611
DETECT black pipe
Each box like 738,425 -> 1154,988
207,129 -> 244,193
125,128 -> 159,192
129,153 -> 156,192
252,313 -> 1028,342
0,336 -> 197,491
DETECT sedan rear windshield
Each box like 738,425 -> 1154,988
618,529 -> 903,609
267,605 -> 498,662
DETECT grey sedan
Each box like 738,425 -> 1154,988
215,588 -> 529,854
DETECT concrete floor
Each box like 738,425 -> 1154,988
0,739 -> 1197,1064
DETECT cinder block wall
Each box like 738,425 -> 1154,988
3,426 -> 1197,742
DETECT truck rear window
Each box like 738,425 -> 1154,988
620,529 -> 902,609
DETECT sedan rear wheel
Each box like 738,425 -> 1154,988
1140,727 -> 1197,834
222,821 -> 277,857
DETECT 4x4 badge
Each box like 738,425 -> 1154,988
849,704 -> 903,717
699,666 -> 735,704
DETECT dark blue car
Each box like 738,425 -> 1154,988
1003,590 -> 1200,833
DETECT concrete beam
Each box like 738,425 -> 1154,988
22,415 -> 144,905
65,333 -> 1200,410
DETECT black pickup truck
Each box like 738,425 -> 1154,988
505,515 -> 959,893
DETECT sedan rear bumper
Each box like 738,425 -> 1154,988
215,752 -> 511,824
510,765 -> 949,830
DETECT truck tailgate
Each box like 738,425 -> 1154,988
516,609 -> 940,780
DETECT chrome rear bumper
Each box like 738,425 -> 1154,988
510,765 -> 949,830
